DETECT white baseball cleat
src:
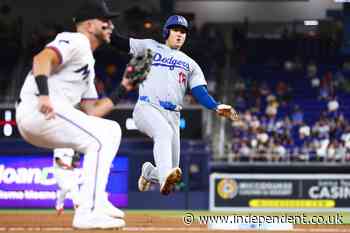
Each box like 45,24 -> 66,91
95,198 -> 125,219
160,167 -> 182,195
138,162 -> 154,192
73,211 -> 125,229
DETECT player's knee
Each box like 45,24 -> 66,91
102,120 -> 121,147
84,138 -> 101,153
106,120 -> 121,140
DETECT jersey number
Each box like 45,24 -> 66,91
74,64 -> 90,80
178,71 -> 186,85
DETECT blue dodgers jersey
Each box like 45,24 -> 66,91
130,38 -> 207,107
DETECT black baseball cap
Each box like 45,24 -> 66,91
73,0 -> 120,23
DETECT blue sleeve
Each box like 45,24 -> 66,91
191,85 -> 218,110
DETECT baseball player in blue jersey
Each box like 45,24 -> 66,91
111,15 -> 239,195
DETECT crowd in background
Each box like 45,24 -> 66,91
229,62 -> 350,163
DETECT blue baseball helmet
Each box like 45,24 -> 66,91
162,15 -> 189,39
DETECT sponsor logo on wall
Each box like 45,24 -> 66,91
0,155 -> 128,208
211,174 -> 350,210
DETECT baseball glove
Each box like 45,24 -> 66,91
123,49 -> 153,86
216,104 -> 240,121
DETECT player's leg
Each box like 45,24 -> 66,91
16,102 -> 125,228
133,104 -> 172,183
159,111 -> 182,194
137,114 -> 181,192
171,122 -> 181,168
70,183 -> 81,209
133,103 -> 181,194
138,161 -> 158,191
69,117 -> 124,220
62,169 -> 81,209
54,167 -> 71,215
56,188 -> 69,215
143,162 -> 159,183
170,123 -> 182,186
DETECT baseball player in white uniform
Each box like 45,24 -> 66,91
110,15 -> 238,195
15,0 -> 141,229
53,148 -> 81,215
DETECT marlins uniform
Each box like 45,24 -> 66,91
53,148 -> 80,212
16,32 -> 122,215
132,38 -> 207,185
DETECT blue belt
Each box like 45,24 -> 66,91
139,96 -> 182,112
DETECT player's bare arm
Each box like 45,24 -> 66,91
32,48 -> 61,120
80,50 -> 151,117
80,76 -> 135,117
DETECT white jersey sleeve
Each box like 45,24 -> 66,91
46,33 -> 79,65
129,38 -> 155,56
188,61 -> 207,89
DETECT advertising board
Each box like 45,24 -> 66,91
210,173 -> 350,211
0,154 -> 128,208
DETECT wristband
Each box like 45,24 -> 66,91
109,84 -> 127,105
35,75 -> 49,95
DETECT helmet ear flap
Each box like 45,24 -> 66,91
163,28 -> 169,40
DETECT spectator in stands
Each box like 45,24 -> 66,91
237,140 -> 251,162
327,95 -> 340,119
259,81 -> 271,97
326,139 -> 337,162
291,105 -> 304,125
275,80 -> 291,105
327,140 -> 346,162
272,137 -> 287,162
256,127 -> 269,161
305,61 -> 320,92
234,91 -> 247,111
306,60 -> 318,78
341,126 -> 350,155
313,118 -> 331,161
335,140 -> 347,162
319,71 -> 334,100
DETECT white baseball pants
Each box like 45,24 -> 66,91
16,98 -> 121,214
133,102 -> 180,185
